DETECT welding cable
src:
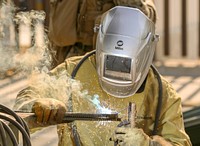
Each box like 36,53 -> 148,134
0,120 -> 18,146
71,49 -> 96,78
0,120 -> 7,146
0,104 -> 30,145
0,104 -> 30,136
0,114 -> 31,146
151,65 -> 163,136
69,50 -> 96,146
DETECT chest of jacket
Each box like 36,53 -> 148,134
60,55 -> 161,145
71,58 -> 159,128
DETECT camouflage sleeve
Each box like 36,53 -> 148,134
113,0 -> 157,23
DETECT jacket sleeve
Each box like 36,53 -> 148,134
13,62 -> 68,111
156,77 -> 192,146
113,0 -> 157,23
13,55 -> 81,111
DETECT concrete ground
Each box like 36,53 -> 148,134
0,59 -> 199,145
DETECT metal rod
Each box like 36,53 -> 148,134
128,102 -> 136,128
15,111 -> 121,128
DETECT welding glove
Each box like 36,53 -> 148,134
110,127 -> 151,146
110,127 -> 173,146
110,127 -> 150,146
32,98 -> 67,125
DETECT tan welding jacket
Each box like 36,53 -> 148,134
14,54 -> 191,146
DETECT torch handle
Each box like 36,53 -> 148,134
15,111 -> 121,128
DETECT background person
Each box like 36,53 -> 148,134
48,0 -> 157,68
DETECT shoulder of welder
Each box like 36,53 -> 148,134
48,55 -> 83,76
149,66 -> 180,100
65,52 -> 96,71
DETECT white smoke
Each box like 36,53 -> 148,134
0,1 -> 17,74
0,1 -> 115,116
0,2 -> 52,76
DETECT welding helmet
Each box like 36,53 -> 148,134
96,6 -> 159,98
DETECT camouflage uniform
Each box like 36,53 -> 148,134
48,0 -> 157,68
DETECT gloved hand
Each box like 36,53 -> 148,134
32,98 -> 67,125
110,127 -> 151,146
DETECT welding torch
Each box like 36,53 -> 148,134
14,111 -> 121,128
13,102 -> 134,129
0,103 -> 120,146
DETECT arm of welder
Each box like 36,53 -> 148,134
13,63 -> 71,129
14,93 -> 67,127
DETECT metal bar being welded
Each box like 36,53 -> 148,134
14,111 -> 121,129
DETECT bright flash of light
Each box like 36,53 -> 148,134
87,94 -> 119,126
89,94 -> 114,114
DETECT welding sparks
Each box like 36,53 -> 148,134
88,94 -> 115,126
89,94 -> 113,114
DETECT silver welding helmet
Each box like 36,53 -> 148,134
96,6 -> 159,98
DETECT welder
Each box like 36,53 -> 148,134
14,5 -> 192,146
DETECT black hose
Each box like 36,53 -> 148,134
1,120 -> 18,146
71,50 -> 96,79
0,104 -> 30,136
0,104 -> 30,145
70,50 -> 96,146
151,65 -> 163,135
0,114 -> 31,146
0,104 -> 31,146
0,120 -> 7,146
